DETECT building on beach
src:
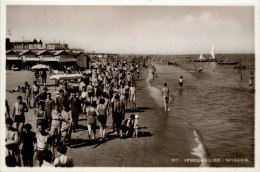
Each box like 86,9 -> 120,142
6,50 -> 22,70
36,50 -> 59,69
53,50 -> 77,70
75,52 -> 90,69
20,50 -> 40,70
6,37 -> 119,71
46,43 -> 69,50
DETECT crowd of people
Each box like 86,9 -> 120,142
5,57 -> 148,167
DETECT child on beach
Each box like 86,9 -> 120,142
126,114 -> 139,137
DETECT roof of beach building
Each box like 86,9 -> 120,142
53,50 -> 72,56
36,50 -> 54,56
6,50 -> 19,55
19,50 -> 37,56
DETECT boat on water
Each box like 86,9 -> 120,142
217,61 -> 240,65
194,53 -> 208,62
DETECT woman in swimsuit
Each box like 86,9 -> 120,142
86,102 -> 99,140
34,103 -> 47,129
97,99 -> 108,141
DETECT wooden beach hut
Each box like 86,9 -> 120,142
75,52 -> 90,69
37,50 -> 59,69
6,50 -> 22,70
53,50 -> 77,71
20,50 -> 40,70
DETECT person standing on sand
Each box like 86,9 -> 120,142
46,93 -> 55,129
129,82 -> 136,110
12,96 -> 28,135
32,81 -> 40,108
35,122 -> 53,167
24,82 -> 31,108
112,95 -> 123,138
162,83 -> 169,111
20,124 -> 36,167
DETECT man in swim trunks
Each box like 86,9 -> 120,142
162,83 -> 169,111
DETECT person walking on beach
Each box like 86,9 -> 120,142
56,89 -> 67,112
178,76 -> 184,90
12,96 -> 28,135
46,93 -> 55,129
129,82 -> 136,110
97,98 -> 108,141
32,81 -> 40,108
24,82 -> 31,108
86,102 -> 99,140
20,124 -> 36,167
35,122 -> 53,167
69,92 -> 82,132
112,95 -> 123,138
50,106 -> 62,146
162,83 -> 169,111
34,102 -> 47,129
61,105 -> 73,147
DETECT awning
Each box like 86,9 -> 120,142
42,57 -> 58,62
60,58 -> 77,62
25,57 -> 40,61
6,56 -> 22,60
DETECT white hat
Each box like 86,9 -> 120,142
135,114 -> 139,119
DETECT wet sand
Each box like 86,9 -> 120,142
6,68 -> 199,167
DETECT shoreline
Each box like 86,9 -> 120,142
6,66 -> 202,167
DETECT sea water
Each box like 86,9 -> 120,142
147,55 -> 254,167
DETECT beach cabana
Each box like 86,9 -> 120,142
50,74 -> 83,91
54,50 -> 77,70
20,50 -> 39,69
6,50 -> 22,70
75,52 -> 90,69
37,50 -> 59,69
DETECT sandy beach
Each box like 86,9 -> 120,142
6,66 -> 202,167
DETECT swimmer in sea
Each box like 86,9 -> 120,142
178,76 -> 184,90
162,83 -> 169,112
198,67 -> 203,73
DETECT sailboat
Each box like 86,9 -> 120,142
208,45 -> 216,62
194,53 -> 208,62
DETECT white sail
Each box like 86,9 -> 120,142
210,45 -> 215,59
199,53 -> 204,60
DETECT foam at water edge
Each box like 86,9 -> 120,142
191,129 -> 210,167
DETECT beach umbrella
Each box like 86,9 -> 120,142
31,64 -> 49,70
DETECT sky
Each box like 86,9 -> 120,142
6,5 -> 254,54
